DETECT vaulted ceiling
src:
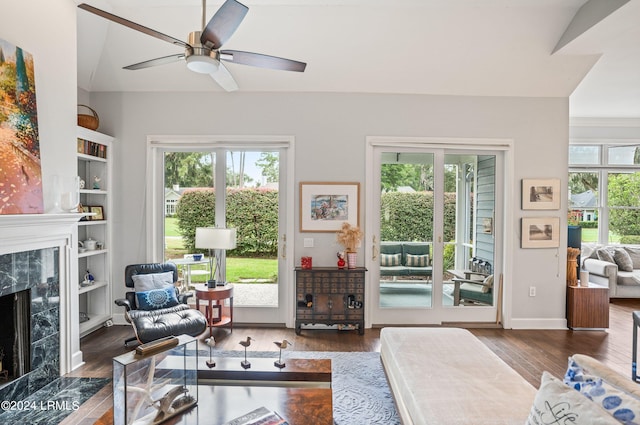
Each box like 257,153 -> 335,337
76,0 -> 640,118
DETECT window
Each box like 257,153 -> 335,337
569,144 -> 640,244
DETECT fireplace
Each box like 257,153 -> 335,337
0,247 -> 61,400
0,289 -> 32,386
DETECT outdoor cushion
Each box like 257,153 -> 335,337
381,253 -> 402,267
406,254 -> 428,267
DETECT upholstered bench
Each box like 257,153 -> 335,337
380,327 -> 536,424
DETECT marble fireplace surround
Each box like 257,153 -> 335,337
0,214 -> 84,388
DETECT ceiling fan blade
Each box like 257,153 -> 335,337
210,62 -> 239,92
78,3 -> 190,49
200,0 -> 249,50
123,54 -> 185,70
220,50 -> 306,72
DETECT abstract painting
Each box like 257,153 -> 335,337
0,38 -> 43,214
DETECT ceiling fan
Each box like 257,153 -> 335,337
78,0 -> 307,92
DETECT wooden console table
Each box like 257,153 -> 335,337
566,284 -> 609,329
195,283 -> 233,337
295,267 -> 365,335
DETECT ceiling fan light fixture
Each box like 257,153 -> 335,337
186,55 -> 219,74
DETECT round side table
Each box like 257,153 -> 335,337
195,283 -> 233,337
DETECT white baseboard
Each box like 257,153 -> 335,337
508,318 -> 568,329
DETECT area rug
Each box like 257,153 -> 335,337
201,350 -> 400,425
0,377 -> 110,425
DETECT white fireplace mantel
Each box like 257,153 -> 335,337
0,213 -> 84,374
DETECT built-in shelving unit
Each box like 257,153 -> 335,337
76,126 -> 114,337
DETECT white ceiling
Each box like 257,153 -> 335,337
76,0 -> 640,118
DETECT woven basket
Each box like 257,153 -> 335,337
77,104 -> 99,130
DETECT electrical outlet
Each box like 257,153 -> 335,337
529,286 -> 536,297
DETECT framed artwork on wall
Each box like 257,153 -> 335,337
521,217 -> 560,248
522,178 -> 560,210
299,182 -> 359,232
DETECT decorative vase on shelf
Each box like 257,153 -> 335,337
347,251 -> 357,269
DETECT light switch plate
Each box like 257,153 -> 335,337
303,238 -> 314,248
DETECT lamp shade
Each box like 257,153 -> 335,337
195,227 -> 237,250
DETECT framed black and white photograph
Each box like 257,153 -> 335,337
521,217 -> 560,248
522,178 -> 560,210
300,182 -> 359,232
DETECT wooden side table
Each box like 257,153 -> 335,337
566,284 -> 609,329
195,283 -> 233,337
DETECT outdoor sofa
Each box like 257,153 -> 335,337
379,242 -> 432,279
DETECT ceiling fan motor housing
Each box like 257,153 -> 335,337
185,31 -> 220,73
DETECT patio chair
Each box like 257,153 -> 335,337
452,273 -> 494,306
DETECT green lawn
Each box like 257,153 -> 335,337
581,228 -> 620,243
165,217 -> 181,236
164,217 -> 277,282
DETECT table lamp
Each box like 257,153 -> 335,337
195,227 -> 237,288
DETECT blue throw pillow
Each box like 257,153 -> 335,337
136,286 -> 179,311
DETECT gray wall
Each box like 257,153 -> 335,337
90,91 -> 569,328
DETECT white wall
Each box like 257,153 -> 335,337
1,0 -> 78,211
90,91 -> 569,328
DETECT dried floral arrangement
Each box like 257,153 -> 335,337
336,223 -> 363,252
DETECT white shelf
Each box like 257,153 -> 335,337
76,125 -> 113,342
77,153 -> 107,163
78,219 -> 106,227
78,280 -> 108,295
80,189 -> 107,195
79,313 -> 111,337
78,248 -> 108,258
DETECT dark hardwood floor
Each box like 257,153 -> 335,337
60,299 -> 640,425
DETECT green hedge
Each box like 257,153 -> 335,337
380,192 -> 457,241
578,221 -> 597,229
620,235 -> 640,244
177,189 -> 458,256
175,188 -> 279,256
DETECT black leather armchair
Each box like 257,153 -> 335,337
116,263 -> 207,346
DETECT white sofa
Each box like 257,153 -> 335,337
582,244 -> 640,298
380,327 -> 640,425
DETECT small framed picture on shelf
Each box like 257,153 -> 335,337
79,205 -> 91,221
90,206 -> 104,221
